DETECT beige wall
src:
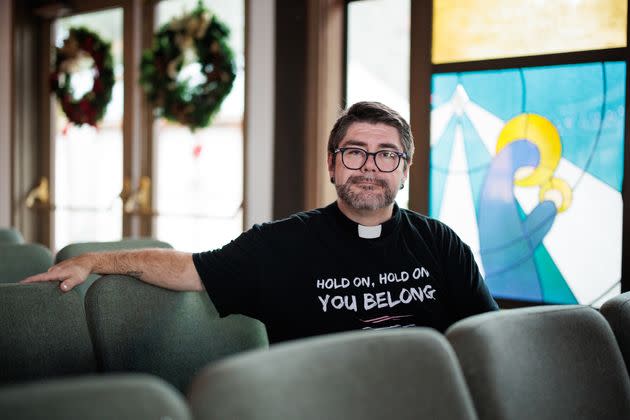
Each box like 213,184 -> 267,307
0,0 -> 13,227
245,0 -> 275,228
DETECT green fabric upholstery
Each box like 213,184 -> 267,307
601,292 -> 630,377
446,306 -> 630,420
0,243 -> 53,283
0,227 -> 24,244
0,373 -> 191,419
189,329 -> 478,420
55,238 -> 173,297
0,283 -> 97,384
85,275 -> 269,392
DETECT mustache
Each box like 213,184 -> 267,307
346,175 -> 388,187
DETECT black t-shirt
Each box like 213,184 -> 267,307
193,202 -> 498,343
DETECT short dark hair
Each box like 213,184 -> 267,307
327,101 -> 414,167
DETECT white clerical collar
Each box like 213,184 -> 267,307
358,224 -> 382,239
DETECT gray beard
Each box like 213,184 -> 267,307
336,175 -> 396,211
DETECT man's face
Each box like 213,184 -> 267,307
328,122 -> 409,211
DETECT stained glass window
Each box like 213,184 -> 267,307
430,62 -> 626,305
433,0 -> 627,64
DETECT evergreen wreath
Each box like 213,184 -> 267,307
50,27 -> 115,127
140,3 -> 236,131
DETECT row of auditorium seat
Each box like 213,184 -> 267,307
3,227 -> 630,419
2,295 -> 630,419
0,278 -> 268,391
0,227 -> 24,244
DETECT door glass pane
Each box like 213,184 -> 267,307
54,9 -> 124,251
429,62 -> 626,306
433,0 -> 628,64
154,0 -> 244,252
346,0 -> 411,208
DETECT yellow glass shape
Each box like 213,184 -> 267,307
433,0 -> 627,64
496,114 -> 561,187
540,177 -> 573,213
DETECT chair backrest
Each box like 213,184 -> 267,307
85,275 -> 269,392
0,243 -> 53,283
0,373 -> 191,420
189,329 -> 478,420
55,238 -> 172,296
0,227 -> 24,244
0,283 -> 97,384
446,305 -> 630,420
601,291 -> 630,376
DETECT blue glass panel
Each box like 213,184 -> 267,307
431,74 -> 458,109
460,115 -> 492,211
429,116 -> 458,217
460,70 -> 523,120
429,61 -> 626,305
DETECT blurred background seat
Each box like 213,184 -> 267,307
0,282 -> 97,384
446,305 -> 630,420
0,227 -> 24,244
85,275 -> 268,392
0,373 -> 191,420
54,238 -> 173,296
189,328 -> 478,420
0,243 -> 53,284
601,291 -> 630,377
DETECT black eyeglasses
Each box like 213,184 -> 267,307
334,147 -> 408,173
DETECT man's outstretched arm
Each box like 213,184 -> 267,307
21,249 -> 204,292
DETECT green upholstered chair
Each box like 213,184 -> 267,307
189,329 -> 478,420
0,282 -> 97,384
0,243 -> 53,283
85,275 -> 269,392
446,306 -> 630,420
55,238 -> 173,297
0,374 -> 191,420
601,291 -> 630,377
0,227 -> 24,244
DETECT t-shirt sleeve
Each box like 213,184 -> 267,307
192,224 -> 269,319
433,221 -> 499,320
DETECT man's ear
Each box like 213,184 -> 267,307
327,153 -> 335,179
402,159 -> 411,180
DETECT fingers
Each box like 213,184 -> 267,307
59,276 -> 84,292
20,257 -> 90,292
21,270 -> 68,284
21,266 -> 79,292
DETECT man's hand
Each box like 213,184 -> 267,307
20,249 -> 203,293
21,254 -> 93,292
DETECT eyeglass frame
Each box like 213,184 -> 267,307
333,147 -> 408,173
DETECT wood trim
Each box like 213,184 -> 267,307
622,8 -> 630,294
273,1 -> 307,218
433,47 -> 628,74
304,0 -> 345,210
122,0 -> 147,237
143,1 -> 158,237
242,0 -> 250,227
39,20 -> 55,247
35,0 -> 122,18
12,4 -> 50,244
408,0 -> 432,214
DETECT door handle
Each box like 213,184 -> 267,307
122,176 -> 152,215
25,177 -> 51,209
